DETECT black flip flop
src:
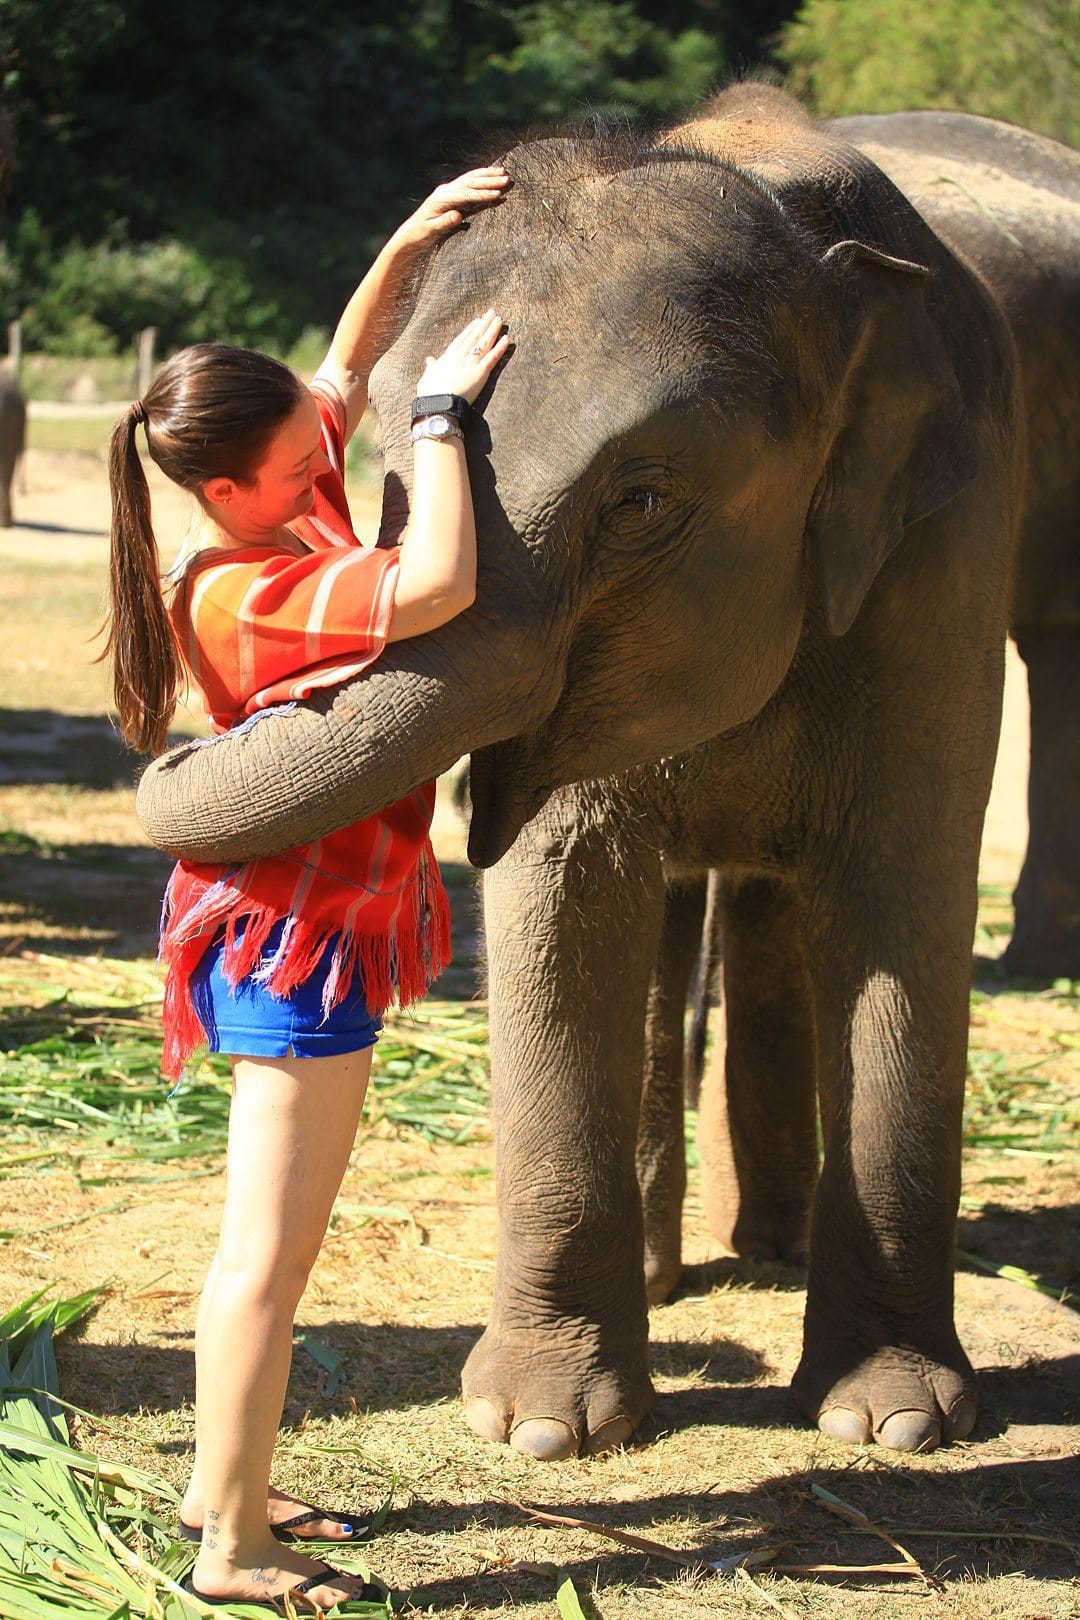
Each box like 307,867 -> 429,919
179,1507 -> 372,1544
182,1567 -> 386,1609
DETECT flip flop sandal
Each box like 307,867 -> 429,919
271,1508 -> 372,1543
179,1507 -> 372,1544
182,1567 -> 385,1609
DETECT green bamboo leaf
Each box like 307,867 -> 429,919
556,1571 -> 598,1620
957,1249 -> 1074,1304
366,1477 -> 397,1536
0,1420 -> 180,1497
296,1334 -> 346,1395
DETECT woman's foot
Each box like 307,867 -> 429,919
189,1542 -> 382,1609
180,1483 -> 369,1542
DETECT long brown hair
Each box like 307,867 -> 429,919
104,343 -> 304,754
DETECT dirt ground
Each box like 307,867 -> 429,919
1,440 -> 1078,1620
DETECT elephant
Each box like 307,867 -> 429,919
833,111 -> 1080,976
136,84 -> 1077,1458
0,370 -> 26,527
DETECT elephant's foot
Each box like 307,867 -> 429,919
792,1333 -> 977,1452
705,1190 -> 811,1264
644,1239 -> 682,1305
461,1323 -> 655,1459
1002,911 -> 1080,979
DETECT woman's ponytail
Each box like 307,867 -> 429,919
102,404 -> 184,756
101,343 -> 303,754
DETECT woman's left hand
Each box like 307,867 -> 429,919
393,167 -> 510,253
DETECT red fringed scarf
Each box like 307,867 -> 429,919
158,380 -> 451,1078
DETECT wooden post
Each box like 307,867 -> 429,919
6,318 -> 20,379
134,326 -> 157,397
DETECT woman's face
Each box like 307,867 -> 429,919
234,391 -> 331,529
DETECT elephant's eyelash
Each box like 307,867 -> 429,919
619,488 -> 665,518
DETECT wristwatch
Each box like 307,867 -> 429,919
412,393 -> 470,425
411,413 -> 464,444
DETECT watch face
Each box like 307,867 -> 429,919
412,412 -> 461,443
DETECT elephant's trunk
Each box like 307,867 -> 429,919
136,604 -> 561,862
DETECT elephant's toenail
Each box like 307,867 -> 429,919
464,1397 -> 510,1444
943,1395 -> 977,1441
818,1406 -> 872,1444
509,1418 -> 580,1460
584,1415 -> 636,1455
875,1409 -> 942,1452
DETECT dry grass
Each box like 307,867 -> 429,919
0,437 -> 1077,1619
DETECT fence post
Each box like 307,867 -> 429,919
134,326 -> 157,397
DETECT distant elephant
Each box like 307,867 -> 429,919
0,370 -> 26,527
833,112 -> 1080,975
138,85 -> 1077,1458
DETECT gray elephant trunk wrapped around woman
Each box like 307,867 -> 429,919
138,85 -> 1080,1457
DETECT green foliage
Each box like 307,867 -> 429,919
0,952 -> 491,1189
779,0 -> 1080,147
474,1 -> 724,123
0,1288 -> 397,1619
0,0 -> 744,354
1,214 -> 288,354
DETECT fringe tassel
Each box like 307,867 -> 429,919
158,844 -> 453,1081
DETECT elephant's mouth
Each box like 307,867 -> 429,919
467,740 -> 555,868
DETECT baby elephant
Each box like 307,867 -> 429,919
0,370 -> 26,527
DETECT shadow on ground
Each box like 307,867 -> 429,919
0,709 -> 183,789
957,1203 -> 1080,1301
58,1322 -> 486,1422
59,1319 -> 1080,1593
401,1451 -> 1080,1603
0,831 -> 171,956
7,520 -> 107,538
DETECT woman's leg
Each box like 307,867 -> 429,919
189,1045 -> 376,1606
182,1245 -> 361,1540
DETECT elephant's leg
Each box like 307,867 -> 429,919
463,788 -> 665,1459
697,874 -> 819,1262
637,877 -> 706,1304
1005,628 -> 1080,977
791,852 -> 979,1453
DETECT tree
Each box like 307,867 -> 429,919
0,0 -> 759,351
778,0 -> 1079,148
468,1 -> 724,124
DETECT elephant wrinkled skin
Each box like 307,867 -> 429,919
137,87 -> 1078,1458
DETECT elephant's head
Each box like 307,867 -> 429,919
137,91 -> 978,868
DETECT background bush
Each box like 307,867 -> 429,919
0,0 -> 1076,360
779,0 -> 1079,147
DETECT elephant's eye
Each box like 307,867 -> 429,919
618,487 -> 664,519
602,463 -> 674,540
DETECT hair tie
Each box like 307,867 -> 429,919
131,400 -> 147,426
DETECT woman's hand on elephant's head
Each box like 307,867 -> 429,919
392,167 -> 511,255
416,310 -> 510,404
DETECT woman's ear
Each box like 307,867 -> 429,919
202,476 -> 238,511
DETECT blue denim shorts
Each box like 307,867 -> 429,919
189,923 -> 382,1060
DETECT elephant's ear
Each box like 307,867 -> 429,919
808,239 -> 980,637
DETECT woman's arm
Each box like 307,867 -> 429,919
313,168 -> 509,442
386,310 -> 509,642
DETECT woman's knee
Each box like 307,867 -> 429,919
212,1236 -> 319,1311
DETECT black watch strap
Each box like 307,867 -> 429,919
412,393 -> 470,425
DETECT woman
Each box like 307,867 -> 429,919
104,167 -> 510,1609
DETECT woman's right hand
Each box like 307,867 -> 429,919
416,310 -> 510,405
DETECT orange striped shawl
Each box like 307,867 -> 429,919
158,381 -> 450,1078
